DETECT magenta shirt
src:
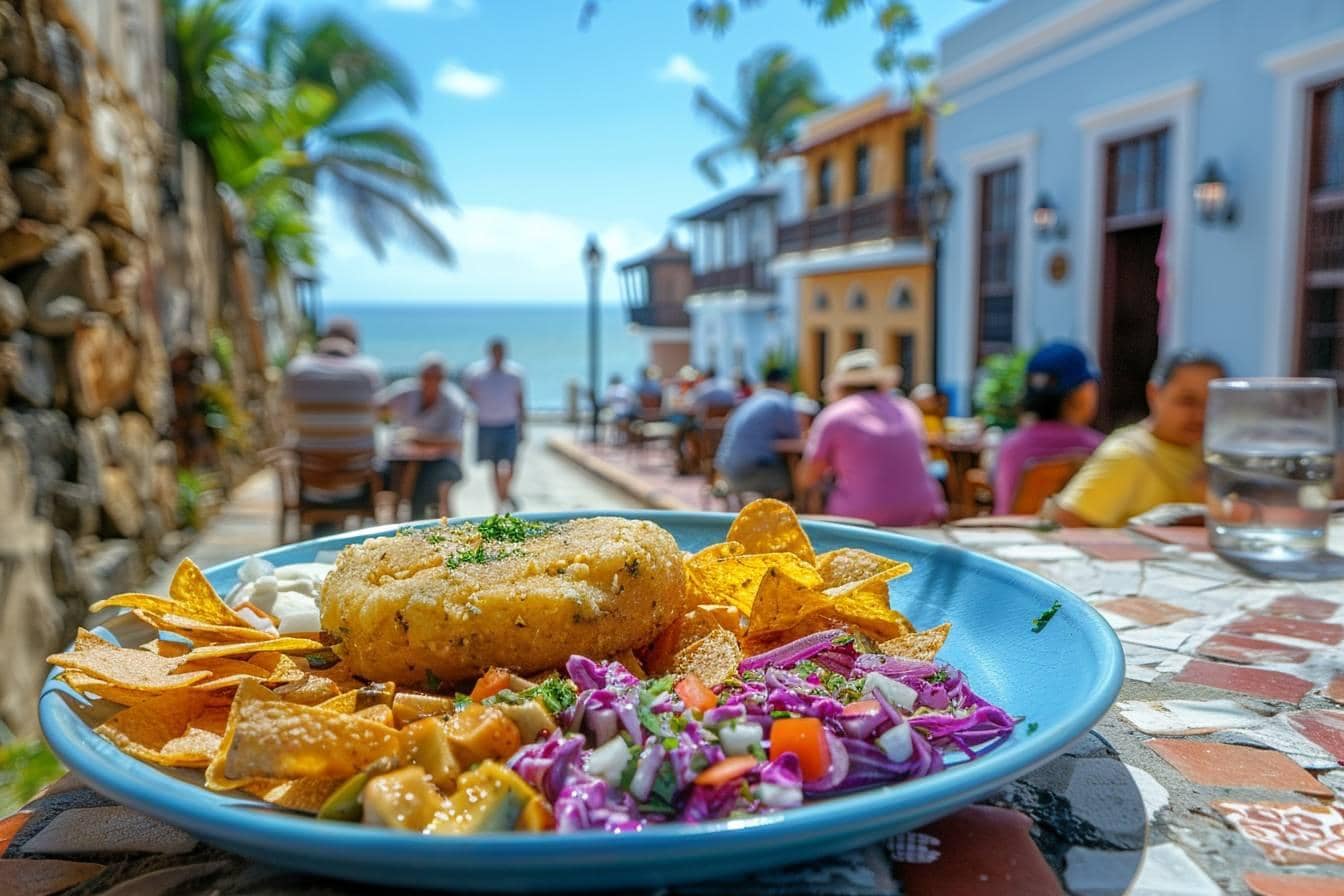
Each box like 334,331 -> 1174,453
804,393 -> 947,526
992,421 -> 1104,514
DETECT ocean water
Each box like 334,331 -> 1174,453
325,302 -> 649,411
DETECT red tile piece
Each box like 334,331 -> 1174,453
0,810 -> 32,853
1095,596 -> 1200,626
895,805 -> 1063,896
1324,677 -> 1344,705
1215,801 -> 1344,865
1148,740 -> 1332,796
1175,660 -> 1314,704
1132,525 -> 1210,549
1079,543 -> 1164,561
1286,710 -> 1344,763
1245,871 -> 1344,896
1224,615 -> 1344,646
1266,595 -> 1341,622
1196,633 -> 1313,666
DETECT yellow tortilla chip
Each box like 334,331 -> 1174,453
274,676 -> 346,706
209,681 -> 403,788
746,567 -> 831,638
830,580 -> 915,641
315,689 -> 360,714
60,670 -> 155,706
48,629 -> 212,691
726,498 -> 816,565
94,690 -> 220,767
642,604 -> 744,675
179,637 -> 324,663
816,548 -> 912,593
353,704 -> 396,726
878,623 -> 952,662
206,680 -> 283,791
169,559 -> 251,626
248,777 -> 343,815
141,639 -> 192,658
687,551 -> 822,617
132,610 -> 274,645
669,627 -> 742,687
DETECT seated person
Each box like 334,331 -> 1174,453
281,318 -> 383,535
909,383 -> 948,443
604,374 -> 636,421
993,342 -> 1104,514
713,367 -> 801,499
674,367 -> 737,473
1049,350 -> 1226,528
378,352 -> 468,519
797,350 -> 946,526
635,366 -> 664,413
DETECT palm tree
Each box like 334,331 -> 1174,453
258,10 -> 454,264
692,46 -> 828,187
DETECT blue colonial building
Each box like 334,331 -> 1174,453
934,0 -> 1344,424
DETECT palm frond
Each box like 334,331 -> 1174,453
323,166 -> 454,266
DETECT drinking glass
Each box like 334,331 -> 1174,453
1205,378 -> 1340,580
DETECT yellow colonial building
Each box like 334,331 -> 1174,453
773,92 -> 933,397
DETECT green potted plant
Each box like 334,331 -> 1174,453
973,350 -> 1029,430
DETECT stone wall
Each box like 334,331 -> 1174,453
0,0 -> 283,735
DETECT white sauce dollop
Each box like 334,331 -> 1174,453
227,556 -> 333,635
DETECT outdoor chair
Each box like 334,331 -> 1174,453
1008,452 -> 1091,515
272,448 -> 387,543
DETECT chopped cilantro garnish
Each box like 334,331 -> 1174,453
1026,722 -> 1039,735
453,693 -> 472,711
637,701 -> 664,735
668,714 -> 689,733
831,633 -> 856,646
424,531 -> 445,545
397,526 -> 415,537
644,676 -> 676,697
770,710 -> 791,719
1031,600 -> 1063,633
477,514 -> 551,542
522,678 -> 577,714
927,669 -> 950,684
662,735 -> 679,751
821,672 -> 847,693
748,743 -> 768,761
424,669 -> 442,692
444,545 -> 520,569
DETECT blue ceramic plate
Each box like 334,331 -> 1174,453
41,512 -> 1123,892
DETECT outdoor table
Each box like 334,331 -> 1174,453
384,440 -> 450,512
927,434 -> 987,519
5,524 -> 1344,894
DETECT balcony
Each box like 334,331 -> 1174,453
626,302 -> 691,329
777,190 -> 922,254
691,262 -> 774,294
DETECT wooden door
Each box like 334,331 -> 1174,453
1298,78 -> 1344,391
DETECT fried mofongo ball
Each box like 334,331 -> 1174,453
319,517 -> 688,686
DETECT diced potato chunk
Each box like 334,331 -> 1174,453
355,681 -> 397,710
361,766 -> 445,831
392,692 -> 458,725
403,717 -> 462,792
353,704 -> 395,727
496,700 -> 556,743
427,761 -> 542,835
443,704 -> 521,765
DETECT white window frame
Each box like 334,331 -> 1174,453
1263,29 -> 1344,376
1075,79 -> 1199,360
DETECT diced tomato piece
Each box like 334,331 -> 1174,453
842,699 -> 881,716
769,717 -> 830,782
694,755 -> 759,788
675,673 -> 718,712
469,667 -> 513,702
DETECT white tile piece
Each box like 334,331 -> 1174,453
1120,644 -> 1181,667
1124,764 -> 1170,821
1155,654 -> 1191,674
1128,842 -> 1224,896
994,543 -> 1087,562
948,529 -> 1043,546
1125,665 -> 1162,683
1320,769 -> 1344,800
1212,719 -> 1341,770
1120,625 -> 1197,652
1096,609 -> 1140,631
1117,699 -> 1264,736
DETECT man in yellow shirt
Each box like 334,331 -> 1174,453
1050,351 -> 1226,528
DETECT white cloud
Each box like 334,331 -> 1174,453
379,0 -> 433,10
433,61 -> 502,99
315,199 -> 660,304
657,54 -> 709,87
377,0 -> 476,13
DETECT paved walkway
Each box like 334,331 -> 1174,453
143,422 -> 641,593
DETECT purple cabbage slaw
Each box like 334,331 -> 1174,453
507,629 -> 1015,832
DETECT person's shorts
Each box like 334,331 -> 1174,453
477,423 -> 519,463
723,459 -> 792,500
387,457 -> 463,517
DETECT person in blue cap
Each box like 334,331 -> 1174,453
992,342 -> 1104,514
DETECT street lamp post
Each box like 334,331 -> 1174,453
583,236 -> 604,444
918,164 -> 953,392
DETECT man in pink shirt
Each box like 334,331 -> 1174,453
796,350 -> 946,526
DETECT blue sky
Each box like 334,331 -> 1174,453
270,0 -> 985,303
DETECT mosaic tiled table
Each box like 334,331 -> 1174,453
4,525 -> 1343,895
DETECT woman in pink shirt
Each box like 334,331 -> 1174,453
992,342 -> 1104,514
796,350 -> 946,526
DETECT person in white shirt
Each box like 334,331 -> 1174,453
377,352 -> 468,518
604,374 -> 636,421
463,338 -> 526,512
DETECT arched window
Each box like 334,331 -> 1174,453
847,288 -> 868,310
888,283 -> 914,310
813,291 -> 830,311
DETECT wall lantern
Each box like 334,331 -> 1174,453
1032,192 -> 1067,240
1193,160 -> 1237,225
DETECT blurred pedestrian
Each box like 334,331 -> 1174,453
379,352 -> 467,519
714,367 -> 800,499
464,338 -> 527,512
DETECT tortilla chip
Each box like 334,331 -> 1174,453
274,676 -> 346,706
829,580 -> 915,641
210,682 -> 403,787
816,548 -> 912,593
746,567 -> 832,638
683,542 -> 743,605
669,627 -> 742,687
169,559 -> 251,626
315,689 -> 360,714
687,551 -> 822,618
353,704 -> 396,726
141,639 -> 192,658
179,637 -> 324,663
132,610 -> 274,645
642,604 -> 744,675
205,681 -> 283,791
48,629 -> 212,691
726,498 -> 816,565
95,690 -> 219,767
59,670 -> 156,706
878,623 -> 952,662
251,777 -> 343,815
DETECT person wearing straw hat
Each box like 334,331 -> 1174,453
796,349 -> 946,526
